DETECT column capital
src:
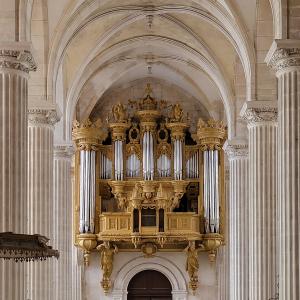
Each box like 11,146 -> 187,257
224,139 -> 248,160
28,103 -> 61,127
240,101 -> 278,127
54,144 -> 74,160
265,39 -> 300,73
0,41 -> 37,73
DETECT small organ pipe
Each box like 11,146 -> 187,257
214,150 -> 219,232
90,151 -> 95,233
79,151 -> 85,233
84,151 -> 90,232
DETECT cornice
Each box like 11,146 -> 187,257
0,42 -> 36,73
240,101 -> 278,127
265,39 -> 300,73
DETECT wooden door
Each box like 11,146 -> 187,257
127,270 -> 172,300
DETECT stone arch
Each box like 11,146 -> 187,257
112,256 -> 188,300
47,1 -> 255,107
269,0 -> 287,38
64,35 -> 235,140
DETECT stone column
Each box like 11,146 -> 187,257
224,140 -> 248,300
53,145 -> 74,300
27,106 -> 60,300
0,42 -> 36,300
266,39 -> 300,300
242,101 -> 277,300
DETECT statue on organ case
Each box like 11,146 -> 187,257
97,241 -> 118,294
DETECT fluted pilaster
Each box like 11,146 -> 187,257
224,141 -> 249,300
27,107 -> 59,300
53,145 -> 75,300
242,101 -> 278,300
0,42 -> 36,300
266,39 -> 300,300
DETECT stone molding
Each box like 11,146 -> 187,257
112,255 -> 188,300
240,101 -> 278,127
28,108 -> 60,126
224,141 -> 248,159
54,145 -> 74,160
0,43 -> 36,73
265,39 -> 300,72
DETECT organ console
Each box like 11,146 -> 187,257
72,84 -> 227,294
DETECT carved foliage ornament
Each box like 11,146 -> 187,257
224,144 -> 248,160
28,108 -> 60,126
269,48 -> 300,72
242,107 -> 278,126
0,49 -> 37,73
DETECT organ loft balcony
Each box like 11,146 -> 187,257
72,84 -> 227,294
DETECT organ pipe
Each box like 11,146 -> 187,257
197,119 -> 226,235
143,131 -> 154,180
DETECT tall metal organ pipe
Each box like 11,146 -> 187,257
203,149 -> 220,233
173,139 -> 184,180
114,140 -> 124,180
79,150 -> 96,233
143,131 -> 154,180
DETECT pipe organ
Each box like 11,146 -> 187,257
72,85 -> 227,294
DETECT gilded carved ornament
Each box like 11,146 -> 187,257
97,242 -> 118,294
197,119 -> 227,150
184,241 -> 203,293
72,118 -> 107,151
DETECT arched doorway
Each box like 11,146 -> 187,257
127,270 -> 172,300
